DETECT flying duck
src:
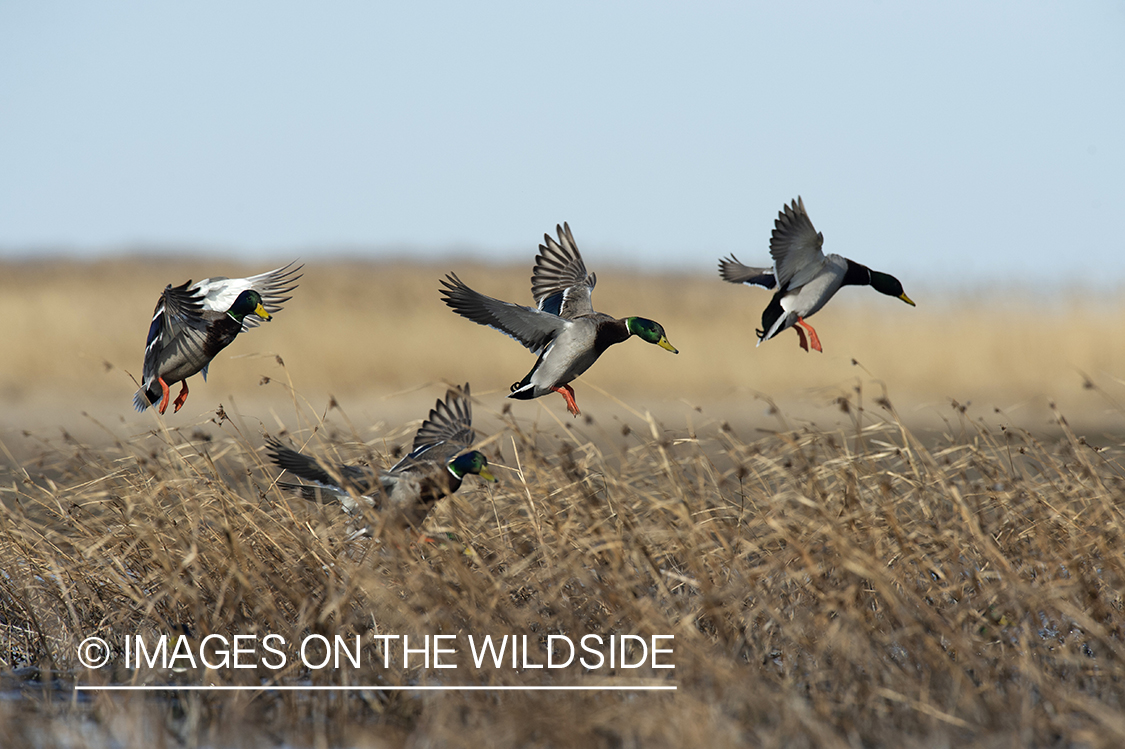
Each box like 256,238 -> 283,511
440,224 -> 677,416
719,197 -> 914,352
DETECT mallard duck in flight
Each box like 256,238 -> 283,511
133,262 -> 301,413
719,197 -> 914,352
265,384 -> 497,530
440,223 -> 678,416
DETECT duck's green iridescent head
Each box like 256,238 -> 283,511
448,450 -> 497,482
870,271 -> 915,307
626,317 -> 678,353
228,289 -> 272,322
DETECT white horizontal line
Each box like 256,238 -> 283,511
76,685 -> 676,692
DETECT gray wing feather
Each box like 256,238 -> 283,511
192,261 -> 303,331
440,273 -> 568,355
409,383 -> 474,453
531,223 -> 596,319
265,435 -> 376,492
149,281 -> 206,347
140,281 -> 208,383
770,197 -> 826,290
718,255 -> 776,288
391,384 -> 475,473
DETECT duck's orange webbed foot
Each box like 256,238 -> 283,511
796,317 -> 822,353
551,384 -> 581,417
173,381 -> 190,413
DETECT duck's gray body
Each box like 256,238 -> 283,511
509,312 -> 632,399
135,286 -> 269,408
758,253 -> 849,343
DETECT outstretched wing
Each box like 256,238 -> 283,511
192,261 -> 303,331
133,280 -> 209,410
141,280 -> 207,376
391,383 -> 476,473
531,222 -> 596,319
264,435 -> 374,492
440,273 -> 568,355
410,383 -> 474,453
718,255 -> 776,289
770,196 -> 826,291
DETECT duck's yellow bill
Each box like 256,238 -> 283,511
479,466 -> 497,482
899,293 -> 916,307
255,304 -> 272,320
658,336 -> 679,354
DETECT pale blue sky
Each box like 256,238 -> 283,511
1,2 -> 1122,285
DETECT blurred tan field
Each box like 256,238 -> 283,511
2,257 -> 1125,455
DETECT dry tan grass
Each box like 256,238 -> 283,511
2,384 -> 1125,747
3,259 -> 1125,746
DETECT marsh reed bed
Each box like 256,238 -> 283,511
2,381 -> 1124,748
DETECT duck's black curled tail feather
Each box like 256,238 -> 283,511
509,378 -> 536,400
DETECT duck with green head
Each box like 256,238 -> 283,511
719,197 -> 914,352
266,384 -> 497,531
440,223 -> 678,416
133,262 -> 301,413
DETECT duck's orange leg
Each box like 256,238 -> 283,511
172,380 -> 190,413
795,317 -> 822,353
793,325 -> 809,352
157,377 -> 172,414
551,384 -> 580,417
